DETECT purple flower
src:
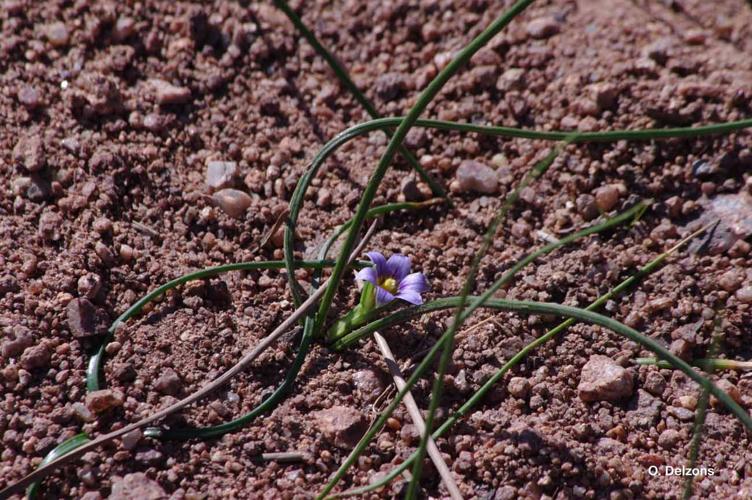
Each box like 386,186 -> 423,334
355,251 -> 429,306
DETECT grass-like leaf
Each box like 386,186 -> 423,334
272,0 -> 448,202
26,433 -> 90,499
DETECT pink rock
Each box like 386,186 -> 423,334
206,160 -> 238,190
526,17 -> 560,39
314,406 -> 367,448
212,188 -> 252,218
594,184 -> 621,212
109,472 -> 165,500
86,389 -> 124,413
578,355 -> 634,402
150,79 -> 192,105
455,160 -> 498,194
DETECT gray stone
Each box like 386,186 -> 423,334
206,160 -> 238,190
455,160 -> 498,194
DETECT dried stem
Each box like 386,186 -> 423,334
374,332 -> 463,500
0,222 -> 379,499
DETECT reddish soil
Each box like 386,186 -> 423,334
2,0 -> 752,499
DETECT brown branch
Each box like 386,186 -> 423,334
0,221 -> 380,499
373,332 -> 463,500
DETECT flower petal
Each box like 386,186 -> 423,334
366,251 -> 387,277
398,272 -> 429,294
395,290 -> 423,305
375,286 -> 396,306
385,254 -> 411,281
355,266 -> 378,286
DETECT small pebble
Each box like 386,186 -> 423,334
736,287 -> 752,304
213,188 -> 252,218
112,17 -> 136,42
105,342 -> 121,355
589,82 -> 618,111
718,270 -> 741,292
20,344 -> 51,370
576,193 -> 598,220
594,184 -> 621,212
496,68 -> 525,92
77,274 -> 102,300
142,113 -> 167,132
44,22 -> 70,47
678,395 -> 698,411
578,355 -> 634,402
526,17 -> 560,39
643,371 -> 666,396
119,244 -> 134,263
95,242 -> 116,267
206,160 -> 238,190
1,326 -> 34,358
92,217 -> 113,235
711,379 -> 742,407
657,429 -> 681,449
154,368 -> 182,395
669,339 -> 692,361
67,298 -> 100,337
13,134 -> 45,172
455,160 -> 498,194
150,79 -> 192,105
316,188 -> 332,208
110,473 -> 166,499
85,389 -> 124,413
18,85 -> 43,110
314,406 -> 367,449
71,402 -> 94,423
507,377 -> 530,399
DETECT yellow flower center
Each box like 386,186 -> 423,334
379,277 -> 398,294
